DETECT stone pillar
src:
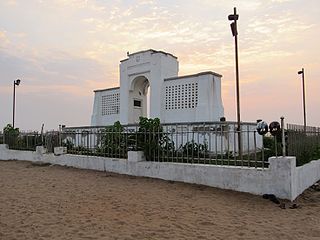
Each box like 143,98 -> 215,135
268,156 -> 297,201
128,151 -> 145,162
54,147 -> 67,156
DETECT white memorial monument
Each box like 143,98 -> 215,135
91,49 -> 224,126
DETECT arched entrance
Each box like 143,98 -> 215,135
129,76 -> 150,123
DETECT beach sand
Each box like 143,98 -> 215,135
0,160 -> 319,240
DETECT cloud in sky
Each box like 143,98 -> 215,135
0,0 -> 319,130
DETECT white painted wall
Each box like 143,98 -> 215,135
1,144 -> 319,200
91,87 -> 120,126
162,72 -> 224,123
161,123 -> 263,154
295,160 -> 320,198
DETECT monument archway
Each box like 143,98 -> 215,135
119,49 -> 179,125
129,76 -> 150,123
91,50 -> 224,126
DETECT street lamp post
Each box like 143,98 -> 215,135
13,79 -> 21,129
228,7 -> 242,159
298,68 -> 306,133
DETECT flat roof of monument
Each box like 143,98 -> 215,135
120,49 -> 177,62
164,71 -> 222,81
94,87 -> 120,93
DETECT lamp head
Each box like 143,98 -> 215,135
228,14 -> 239,21
298,70 -> 303,75
230,22 -> 237,36
15,79 -> 21,85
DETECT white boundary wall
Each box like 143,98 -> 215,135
1,144 -> 319,201
295,160 -> 320,197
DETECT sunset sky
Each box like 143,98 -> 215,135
0,0 -> 319,131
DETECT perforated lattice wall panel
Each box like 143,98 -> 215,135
101,93 -> 120,115
165,83 -> 198,110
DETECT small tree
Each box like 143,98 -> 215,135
137,117 -> 174,161
100,121 -> 127,157
3,124 -> 19,148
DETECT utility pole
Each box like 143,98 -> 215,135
12,79 -> 21,128
298,68 -> 306,133
228,7 -> 242,159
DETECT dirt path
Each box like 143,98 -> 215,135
0,160 -> 319,240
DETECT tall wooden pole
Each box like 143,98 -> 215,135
301,68 -> 306,133
229,7 -> 242,159
13,81 -> 16,128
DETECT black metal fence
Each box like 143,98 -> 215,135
1,121 -> 277,168
3,131 -> 43,151
43,131 -> 60,153
60,121 -> 268,168
1,130 -> 61,152
61,126 -> 130,158
0,132 -> 4,144
2,122 -> 320,167
287,124 -> 320,166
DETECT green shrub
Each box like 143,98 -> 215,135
137,117 -> 174,161
99,121 -> 127,157
180,140 -> 208,158
3,124 -> 19,149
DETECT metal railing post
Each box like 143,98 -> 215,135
281,116 -> 286,157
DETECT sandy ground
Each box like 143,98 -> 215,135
0,160 -> 319,240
